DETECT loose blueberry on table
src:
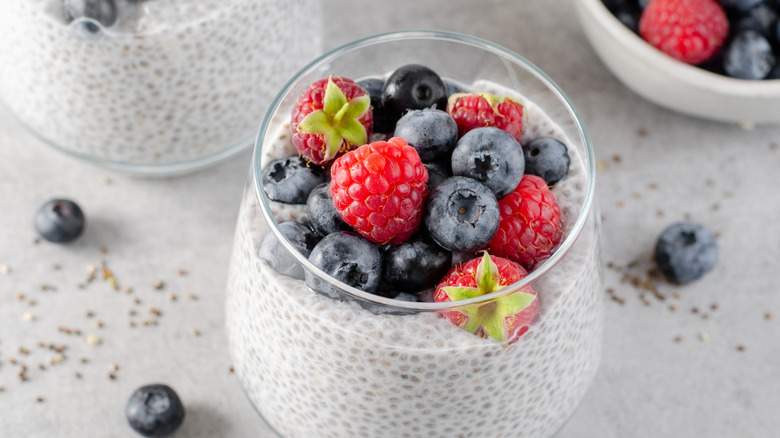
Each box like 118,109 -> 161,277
126,384 -> 185,437
655,222 -> 718,284
34,198 -> 86,243
258,63 -> 571,342
604,0 -> 780,80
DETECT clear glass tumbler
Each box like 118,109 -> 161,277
0,0 -> 322,176
226,30 -> 602,438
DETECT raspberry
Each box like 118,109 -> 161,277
291,76 -> 373,165
434,252 -> 539,343
487,175 -> 563,271
446,93 -> 525,143
330,137 -> 428,245
639,0 -> 729,65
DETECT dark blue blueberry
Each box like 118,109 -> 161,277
443,79 -> 467,97
733,4 -> 778,38
393,108 -> 458,162
357,77 -> 395,134
382,64 -> 448,121
523,137 -> 571,186
637,0 -> 652,8
306,232 -> 382,299
451,127 -> 525,198
602,0 -> 633,11
723,30 -> 776,79
126,384 -> 185,438
261,156 -> 326,204
424,177 -> 500,253
655,222 -> 718,284
425,160 -> 451,190
34,199 -> 85,243
615,7 -> 641,33
306,183 -> 351,236
63,0 -> 117,32
382,237 -> 452,292
719,0 -> 766,13
258,221 -> 320,280
768,62 -> 780,78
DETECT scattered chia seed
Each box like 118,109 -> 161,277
23,312 -> 35,322
612,154 -> 622,163
74,372 -> 82,379
28,300 -> 37,307
94,321 -> 104,329
36,397 -> 44,403
150,308 -> 162,317
674,336 -> 682,343
0,264 -> 10,275
637,128 -> 647,137
699,332 -> 710,342
109,364 -> 119,372
167,294 -> 177,302
648,182 -> 658,190
766,312 -> 773,321
84,334 -> 101,346
191,329 -> 200,337
669,304 -> 677,312
122,287 -> 133,294
154,280 -> 165,290
692,307 -> 699,314
188,294 -> 198,301
177,269 -> 187,276
40,284 -> 57,292
737,345 -> 745,352
14,293 -> 24,301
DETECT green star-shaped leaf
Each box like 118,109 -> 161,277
442,253 -> 536,342
297,77 -> 370,162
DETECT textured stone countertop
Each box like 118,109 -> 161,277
1,0 -> 778,437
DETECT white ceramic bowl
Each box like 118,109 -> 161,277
574,0 -> 780,126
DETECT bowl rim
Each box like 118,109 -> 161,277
578,0 -> 780,95
252,30 -> 597,312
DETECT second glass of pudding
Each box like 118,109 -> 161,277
227,31 -> 602,438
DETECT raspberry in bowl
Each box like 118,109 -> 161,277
226,31 -> 603,438
0,0 -> 322,176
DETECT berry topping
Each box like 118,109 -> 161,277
434,252 -> 539,343
451,127 -> 525,198
382,64 -> 449,119
723,29 -> 776,79
261,156 -> 326,204
258,221 -> 321,280
64,0 -> 117,32
487,175 -> 563,271
424,176 -> 500,253
330,137 -> 429,245
654,222 -> 718,284
356,77 -> 395,134
306,232 -> 382,298
382,236 -> 452,293
638,0 -> 729,65
446,92 -> 525,143
522,137 -> 571,186
291,76 -> 373,165
393,108 -> 458,162
306,183 -> 351,236
34,199 -> 86,243
126,384 -> 185,438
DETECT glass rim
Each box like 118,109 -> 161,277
252,30 -> 596,312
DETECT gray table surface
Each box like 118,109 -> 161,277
1,0 -> 778,437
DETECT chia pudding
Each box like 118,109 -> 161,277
0,0 -> 322,172
226,72 -> 603,438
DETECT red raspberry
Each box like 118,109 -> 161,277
330,137 -> 428,245
639,0 -> 729,65
487,175 -> 563,271
291,76 -> 373,165
446,93 -> 525,143
434,252 -> 539,344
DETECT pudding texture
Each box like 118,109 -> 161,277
0,0 -> 322,166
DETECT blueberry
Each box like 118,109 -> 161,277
258,221 -> 320,280
451,127 -> 525,198
382,237 -> 452,292
723,30 -> 776,79
126,384 -> 185,438
356,77 -> 395,134
425,160 -> 452,190
63,0 -> 117,32
306,232 -> 382,299
719,0 -> 766,13
654,222 -> 718,284
443,79 -> 467,97
424,177 -> 500,253
261,156 -> 326,204
733,4 -> 778,37
393,108 -> 458,162
34,199 -> 85,243
615,7 -> 641,33
523,137 -> 571,186
306,183 -> 351,236
382,64 -> 448,120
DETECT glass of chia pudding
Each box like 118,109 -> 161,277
0,0 -> 322,176
226,31 -> 602,438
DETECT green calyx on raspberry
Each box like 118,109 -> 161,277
442,252 -> 536,342
297,77 -> 370,162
